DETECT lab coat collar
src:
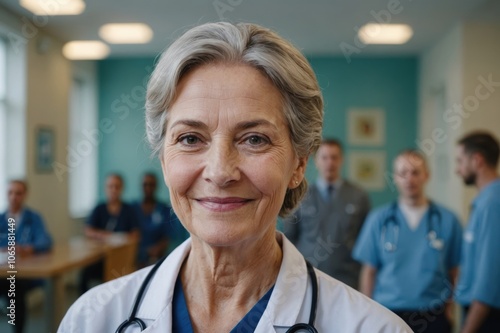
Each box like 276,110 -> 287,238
135,232 -> 309,329
135,238 -> 192,320
263,233 -> 309,328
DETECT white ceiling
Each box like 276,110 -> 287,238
1,0 -> 499,57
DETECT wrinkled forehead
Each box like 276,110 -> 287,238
175,64 -> 281,102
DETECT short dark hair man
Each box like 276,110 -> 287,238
284,138 -> 371,289
455,131 -> 500,333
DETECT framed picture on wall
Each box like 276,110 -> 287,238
35,127 -> 55,173
348,151 -> 386,190
348,108 -> 385,146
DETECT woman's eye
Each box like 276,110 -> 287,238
245,135 -> 269,146
179,135 -> 200,145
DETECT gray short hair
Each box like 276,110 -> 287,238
145,22 -> 324,216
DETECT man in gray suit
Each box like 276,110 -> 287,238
284,138 -> 371,289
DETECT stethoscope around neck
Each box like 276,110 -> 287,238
116,258 -> 319,333
381,201 -> 444,252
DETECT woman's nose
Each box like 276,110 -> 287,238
203,140 -> 241,187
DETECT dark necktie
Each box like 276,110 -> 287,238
327,185 -> 335,200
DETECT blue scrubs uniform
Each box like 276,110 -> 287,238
456,179 -> 500,310
0,208 -> 52,333
86,202 -> 139,232
172,277 -> 274,332
133,201 -> 181,263
353,202 -> 462,311
80,202 -> 140,293
0,208 -> 53,251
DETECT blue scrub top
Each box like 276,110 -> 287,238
353,202 -> 462,310
0,208 -> 52,252
133,201 -> 180,263
172,276 -> 274,332
456,179 -> 500,309
86,202 -> 139,233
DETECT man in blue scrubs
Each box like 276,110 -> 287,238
133,173 -> 185,267
353,150 -> 462,333
455,132 -> 500,333
0,180 -> 53,333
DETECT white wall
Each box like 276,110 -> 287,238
419,24 -> 465,219
0,6 -> 85,242
461,22 -> 500,210
419,22 -> 500,221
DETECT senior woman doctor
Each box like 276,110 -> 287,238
58,22 -> 410,333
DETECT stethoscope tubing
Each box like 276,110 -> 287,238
116,257 -> 319,332
115,255 -> 168,333
381,202 -> 442,252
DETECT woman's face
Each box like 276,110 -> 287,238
161,64 -> 306,247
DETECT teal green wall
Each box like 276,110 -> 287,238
97,58 -> 164,203
98,56 -> 418,207
307,57 -> 418,206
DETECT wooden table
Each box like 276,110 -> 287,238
0,235 -> 138,332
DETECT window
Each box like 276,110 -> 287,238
0,20 -> 27,212
68,64 -> 98,218
0,38 -> 7,209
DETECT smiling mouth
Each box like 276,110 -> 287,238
195,197 -> 253,212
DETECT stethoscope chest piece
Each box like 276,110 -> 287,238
384,241 -> 397,252
427,230 -> 444,250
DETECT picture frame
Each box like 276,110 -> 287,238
348,108 -> 385,146
348,151 -> 386,190
35,127 -> 55,173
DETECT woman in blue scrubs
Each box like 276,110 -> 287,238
354,150 -> 462,333
79,173 -> 140,294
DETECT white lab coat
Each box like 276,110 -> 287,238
58,233 -> 412,332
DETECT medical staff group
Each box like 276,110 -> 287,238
287,133 -> 500,333
1,21 -> 498,333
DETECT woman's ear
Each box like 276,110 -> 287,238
288,156 -> 308,189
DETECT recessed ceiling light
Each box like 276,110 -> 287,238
20,0 -> 85,16
358,24 -> 413,45
99,23 -> 154,44
62,41 -> 110,60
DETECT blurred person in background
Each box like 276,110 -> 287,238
284,138 -> 371,289
79,173 -> 139,294
0,180 -> 53,333
133,172 -> 182,267
353,150 -> 462,333
455,131 -> 500,333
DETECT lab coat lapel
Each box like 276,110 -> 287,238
141,303 -> 173,332
259,233 -> 310,330
133,235 -> 309,331
135,238 -> 192,320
